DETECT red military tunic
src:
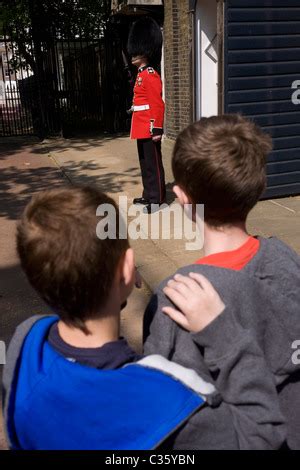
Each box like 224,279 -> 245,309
130,66 -> 165,140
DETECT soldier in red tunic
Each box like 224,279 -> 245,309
127,17 -> 166,214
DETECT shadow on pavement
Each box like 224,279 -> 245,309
0,133 -> 129,159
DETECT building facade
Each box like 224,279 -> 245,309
163,0 -> 194,139
165,0 -> 300,198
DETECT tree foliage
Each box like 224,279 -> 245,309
0,0 -> 111,70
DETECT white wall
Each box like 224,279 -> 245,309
195,0 -> 218,120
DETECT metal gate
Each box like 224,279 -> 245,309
0,38 -> 34,136
224,0 -> 300,198
0,29 -> 130,137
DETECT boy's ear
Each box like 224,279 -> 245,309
121,248 -> 135,287
173,185 -> 191,206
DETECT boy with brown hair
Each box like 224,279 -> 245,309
144,114 -> 300,449
3,186 -> 285,450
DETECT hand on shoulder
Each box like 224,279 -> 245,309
162,273 -> 225,333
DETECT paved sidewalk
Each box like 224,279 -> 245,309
0,139 -> 62,449
0,134 -> 299,450
0,136 -> 150,352
0,136 -> 151,449
42,135 -> 300,290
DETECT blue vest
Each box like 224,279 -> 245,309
6,316 -> 206,450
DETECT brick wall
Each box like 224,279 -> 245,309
163,0 -> 193,140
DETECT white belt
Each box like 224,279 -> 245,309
133,105 -> 150,111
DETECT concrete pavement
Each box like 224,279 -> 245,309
2,133 -> 298,340
0,137 -> 150,353
0,136 -> 151,449
0,134 -> 299,450
43,135 -> 300,289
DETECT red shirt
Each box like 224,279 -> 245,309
195,236 -> 260,271
130,66 -> 164,140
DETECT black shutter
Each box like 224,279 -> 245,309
224,0 -> 300,198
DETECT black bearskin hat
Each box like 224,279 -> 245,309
127,17 -> 162,66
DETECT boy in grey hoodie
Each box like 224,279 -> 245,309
144,115 -> 300,449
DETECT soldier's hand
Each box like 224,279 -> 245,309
152,135 -> 162,142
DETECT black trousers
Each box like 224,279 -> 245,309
137,138 -> 166,204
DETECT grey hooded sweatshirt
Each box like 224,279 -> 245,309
144,237 -> 300,450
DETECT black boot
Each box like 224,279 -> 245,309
143,203 -> 165,214
133,197 -> 150,205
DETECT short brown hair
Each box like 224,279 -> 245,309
17,186 -> 129,332
172,114 -> 272,226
